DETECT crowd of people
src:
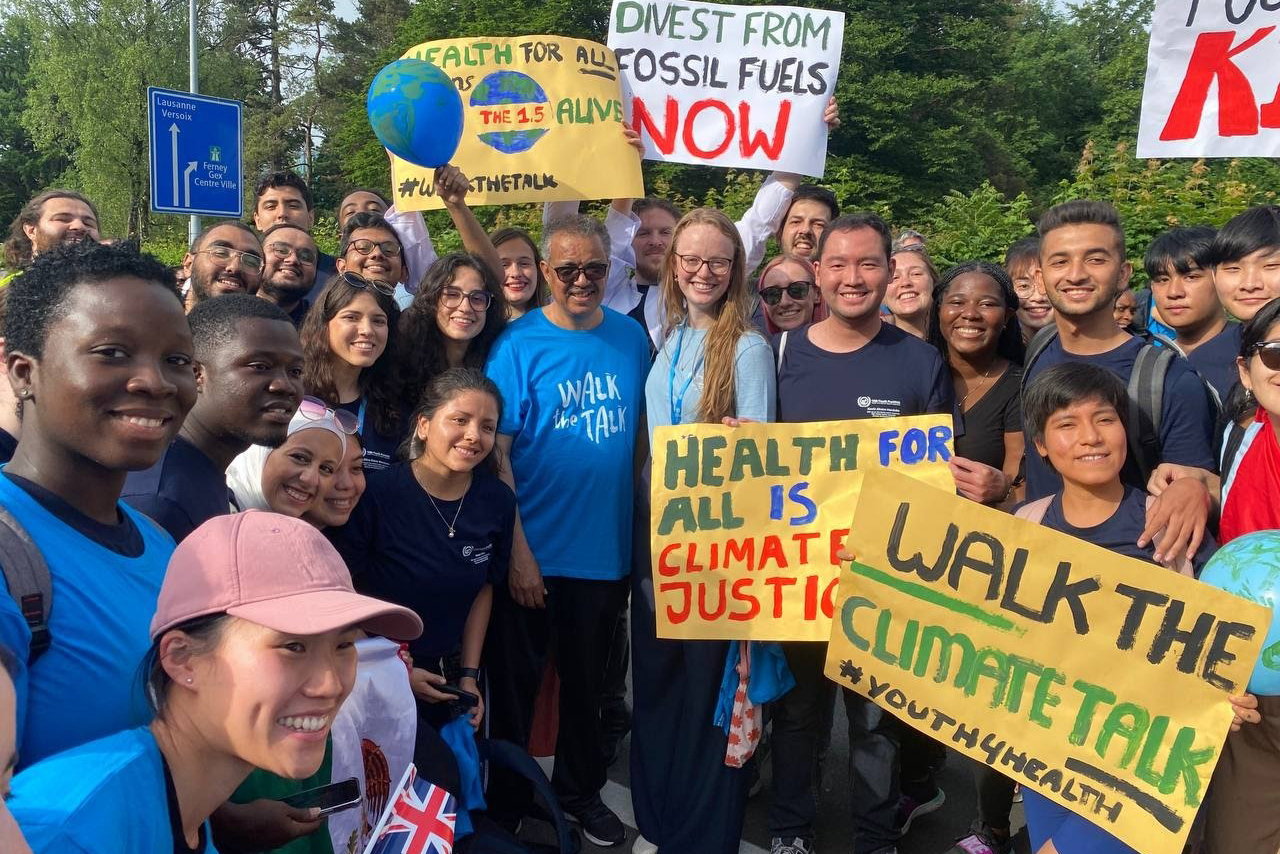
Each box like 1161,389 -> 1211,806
0,112 -> 1278,854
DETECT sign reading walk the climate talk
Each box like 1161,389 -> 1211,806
608,0 -> 843,176
390,36 -> 644,211
649,416 -> 953,641
825,468 -> 1269,854
1136,0 -> 1280,157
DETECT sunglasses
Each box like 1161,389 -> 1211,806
298,396 -> 359,434
551,262 -> 609,284
440,285 -> 493,311
198,245 -> 263,271
676,253 -> 732,276
340,270 -> 396,296
266,241 -> 318,265
348,238 -> 402,257
1250,341 -> 1280,370
759,281 -> 813,306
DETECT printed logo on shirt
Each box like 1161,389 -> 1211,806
857,395 -> 871,408
554,370 -> 629,444
463,542 -> 493,565
863,397 -> 904,418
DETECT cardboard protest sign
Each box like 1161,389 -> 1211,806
650,416 -> 953,641
607,0 -> 844,176
1137,1 -> 1280,158
825,468 -> 1269,854
391,37 -> 645,210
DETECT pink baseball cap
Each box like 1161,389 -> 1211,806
150,510 -> 423,641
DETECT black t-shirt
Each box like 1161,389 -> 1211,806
122,437 -> 233,542
0,427 -> 16,465
1186,322 -> 1243,403
335,398 -> 407,472
287,298 -> 311,328
954,365 -> 1022,470
328,462 -> 515,661
775,323 -> 954,422
163,754 -> 207,853
2,471 -> 142,556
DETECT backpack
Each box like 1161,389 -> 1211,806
1021,326 -> 1221,483
1014,494 -> 1194,577
0,505 -> 52,665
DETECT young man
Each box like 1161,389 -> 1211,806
770,213 -> 953,854
1146,226 -> 1240,400
1,190 -> 100,285
181,221 -> 265,308
252,171 -> 338,289
779,184 -> 840,261
1004,236 -> 1053,344
256,223 -> 319,325
123,294 -> 305,541
1208,205 -> 1280,324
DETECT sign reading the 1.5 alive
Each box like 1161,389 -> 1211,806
607,0 -> 844,176
1137,1 -> 1280,158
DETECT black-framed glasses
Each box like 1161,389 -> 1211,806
440,286 -> 493,311
197,245 -> 263,271
759,281 -> 812,306
266,241 -> 318,265
298,396 -> 359,434
348,238 -> 402,257
1250,341 -> 1280,370
676,253 -> 732,276
340,270 -> 396,296
551,262 -> 609,284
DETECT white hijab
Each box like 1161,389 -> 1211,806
226,409 -> 348,511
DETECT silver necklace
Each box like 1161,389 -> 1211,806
426,485 -> 469,538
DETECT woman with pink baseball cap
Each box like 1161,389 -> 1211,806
8,510 -> 421,853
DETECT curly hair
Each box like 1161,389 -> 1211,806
925,261 -> 1025,367
3,189 -> 99,270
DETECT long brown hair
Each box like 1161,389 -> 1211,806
659,208 -> 751,424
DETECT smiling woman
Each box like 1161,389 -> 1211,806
226,402 -> 350,518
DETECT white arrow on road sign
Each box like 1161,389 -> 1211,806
183,161 -> 197,208
170,123 -> 180,206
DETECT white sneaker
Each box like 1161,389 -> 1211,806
632,834 -> 658,854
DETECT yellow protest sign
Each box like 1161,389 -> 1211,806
650,415 -> 954,641
391,36 -> 645,210
824,468 -> 1269,854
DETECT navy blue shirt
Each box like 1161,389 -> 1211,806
335,398 -> 406,472
775,322 -> 954,422
328,462 -> 515,661
1023,336 -> 1216,499
122,437 -> 234,542
0,427 -> 16,465
1186,322 -> 1243,404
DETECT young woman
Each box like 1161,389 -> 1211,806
755,254 -> 822,334
8,511 -> 421,852
886,245 -> 939,339
396,253 -> 507,410
632,208 -> 776,854
299,272 -> 403,471
490,227 -> 547,319
303,435 -> 366,530
226,401 -> 350,518
329,368 -> 514,733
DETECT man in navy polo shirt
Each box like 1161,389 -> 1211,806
123,294 -> 305,541
256,224 -> 319,327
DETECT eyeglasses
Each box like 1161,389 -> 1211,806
347,238 -> 402,257
759,281 -> 812,306
1250,341 -> 1280,370
440,286 -> 493,311
340,270 -> 396,296
551,262 -> 609,284
1012,278 -> 1037,296
676,253 -> 732,276
298,396 -> 359,434
198,245 -> 263,271
266,241 -> 317,264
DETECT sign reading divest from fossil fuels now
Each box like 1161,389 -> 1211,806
607,0 -> 844,175
649,416 -> 953,641
390,36 -> 644,210
825,468 -> 1269,854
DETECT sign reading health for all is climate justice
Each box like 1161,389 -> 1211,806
1137,0 -> 1280,157
607,0 -> 844,176
649,416 -> 953,641
391,36 -> 644,211
825,468 -> 1270,854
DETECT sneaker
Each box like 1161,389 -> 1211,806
944,822 -> 1013,854
771,837 -> 814,854
895,787 -> 946,834
564,797 -> 625,847
632,835 -> 658,854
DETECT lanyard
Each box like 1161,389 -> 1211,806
667,325 -> 704,426
356,398 -> 367,434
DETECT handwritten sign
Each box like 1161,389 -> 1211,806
650,416 -> 953,641
825,468 -> 1269,854
391,36 -> 645,210
1137,1 -> 1280,158
607,0 -> 844,176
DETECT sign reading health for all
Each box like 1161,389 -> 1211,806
1136,0 -> 1280,157
387,36 -> 645,211
825,468 -> 1269,854
649,416 -> 953,642
607,0 -> 844,176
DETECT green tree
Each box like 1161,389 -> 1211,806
0,12 -> 67,226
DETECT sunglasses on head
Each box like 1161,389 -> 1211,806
759,281 -> 813,306
551,262 -> 609,284
298,396 -> 359,434
340,270 -> 396,297
1251,341 -> 1280,371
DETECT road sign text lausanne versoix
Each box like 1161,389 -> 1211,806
148,86 -> 243,217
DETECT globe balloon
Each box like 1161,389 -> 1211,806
367,60 -> 463,168
1200,530 -> 1280,695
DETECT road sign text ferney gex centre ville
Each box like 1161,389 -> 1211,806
148,86 -> 244,218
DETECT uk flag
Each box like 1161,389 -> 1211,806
365,764 -> 457,854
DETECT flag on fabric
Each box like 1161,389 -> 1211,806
362,763 -> 457,854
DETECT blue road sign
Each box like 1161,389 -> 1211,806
148,86 -> 243,217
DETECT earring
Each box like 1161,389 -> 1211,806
19,389 -> 29,398
1245,388 -> 1256,406
185,677 -> 193,683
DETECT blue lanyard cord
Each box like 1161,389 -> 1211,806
668,325 -> 704,426
356,398 -> 367,433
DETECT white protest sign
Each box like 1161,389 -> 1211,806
1137,1 -> 1280,158
607,0 -> 844,176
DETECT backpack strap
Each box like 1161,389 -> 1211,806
1126,343 -> 1176,482
775,330 -> 789,376
1220,421 -> 1248,481
1013,496 -> 1054,525
0,506 -> 52,665
1020,325 -> 1060,394
1142,494 -> 1195,577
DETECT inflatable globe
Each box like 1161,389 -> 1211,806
367,60 -> 463,168
1200,530 -> 1280,695
470,71 -> 550,154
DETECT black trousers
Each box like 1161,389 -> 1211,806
768,641 -> 902,854
485,574 -> 629,814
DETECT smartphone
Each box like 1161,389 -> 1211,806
437,682 -> 479,709
280,777 -> 361,817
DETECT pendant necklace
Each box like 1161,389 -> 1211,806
426,481 -> 470,538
